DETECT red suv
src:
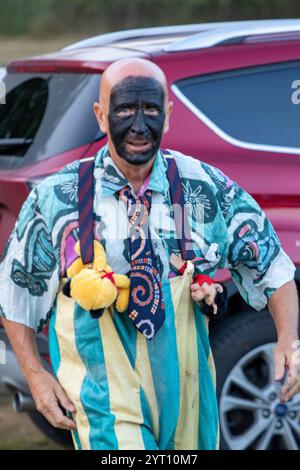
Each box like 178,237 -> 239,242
1,20 -> 300,450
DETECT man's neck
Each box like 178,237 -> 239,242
108,145 -> 155,194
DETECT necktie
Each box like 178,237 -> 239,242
118,186 -> 165,340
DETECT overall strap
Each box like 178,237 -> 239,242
165,153 -> 196,261
78,157 -> 95,265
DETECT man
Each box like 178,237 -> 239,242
0,58 -> 299,450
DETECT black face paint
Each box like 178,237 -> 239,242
108,76 -> 166,165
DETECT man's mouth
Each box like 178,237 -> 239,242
125,139 -> 152,152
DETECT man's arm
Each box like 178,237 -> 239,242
0,185 -> 76,430
2,317 -> 76,430
207,165 -> 299,400
267,280 -> 300,402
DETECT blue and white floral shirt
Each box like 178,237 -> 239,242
0,144 -> 295,331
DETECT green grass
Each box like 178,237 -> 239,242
0,35 -> 86,66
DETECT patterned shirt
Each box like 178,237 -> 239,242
0,144 -> 295,331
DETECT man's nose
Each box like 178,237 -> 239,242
130,109 -> 147,134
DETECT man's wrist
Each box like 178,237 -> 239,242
277,332 -> 299,345
22,360 -> 45,381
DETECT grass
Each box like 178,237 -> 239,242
0,35 -> 87,66
0,393 -> 67,450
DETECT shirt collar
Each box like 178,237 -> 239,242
94,143 -> 168,197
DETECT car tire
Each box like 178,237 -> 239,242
210,310 -> 300,450
28,411 -> 73,448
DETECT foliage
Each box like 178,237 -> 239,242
0,0 -> 299,37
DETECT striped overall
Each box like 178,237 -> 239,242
48,154 -> 219,450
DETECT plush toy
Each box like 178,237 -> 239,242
191,273 -> 228,318
62,240 -> 130,318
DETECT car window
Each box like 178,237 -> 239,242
174,61 -> 300,151
0,72 -> 104,169
0,77 -> 48,157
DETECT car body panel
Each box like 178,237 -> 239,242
7,46 -> 150,74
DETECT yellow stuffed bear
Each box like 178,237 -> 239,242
63,240 -> 130,317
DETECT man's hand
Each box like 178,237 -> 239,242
267,280 -> 300,402
28,368 -> 76,430
274,336 -> 300,403
1,318 -> 76,430
191,282 -> 223,315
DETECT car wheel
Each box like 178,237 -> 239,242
210,310 -> 300,450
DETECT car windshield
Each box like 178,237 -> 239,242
0,72 -> 104,169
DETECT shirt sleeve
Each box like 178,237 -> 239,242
217,172 -> 296,311
0,188 -> 59,331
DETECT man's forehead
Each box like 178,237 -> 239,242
110,75 -> 165,99
99,58 -> 169,110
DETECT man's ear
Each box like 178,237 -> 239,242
94,102 -> 108,134
163,101 -> 173,135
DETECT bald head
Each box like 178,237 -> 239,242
94,58 -> 173,167
99,58 -> 169,112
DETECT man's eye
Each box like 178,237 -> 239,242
116,107 -> 135,117
144,106 -> 160,116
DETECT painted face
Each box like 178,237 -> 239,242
108,76 -> 166,165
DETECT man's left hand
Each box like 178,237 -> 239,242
274,336 -> 300,402
191,282 -> 220,315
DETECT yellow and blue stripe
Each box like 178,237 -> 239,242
49,271 -> 219,450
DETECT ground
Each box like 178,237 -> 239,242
0,35 -> 84,66
0,393 -> 66,450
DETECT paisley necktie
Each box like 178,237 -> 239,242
118,186 -> 165,340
